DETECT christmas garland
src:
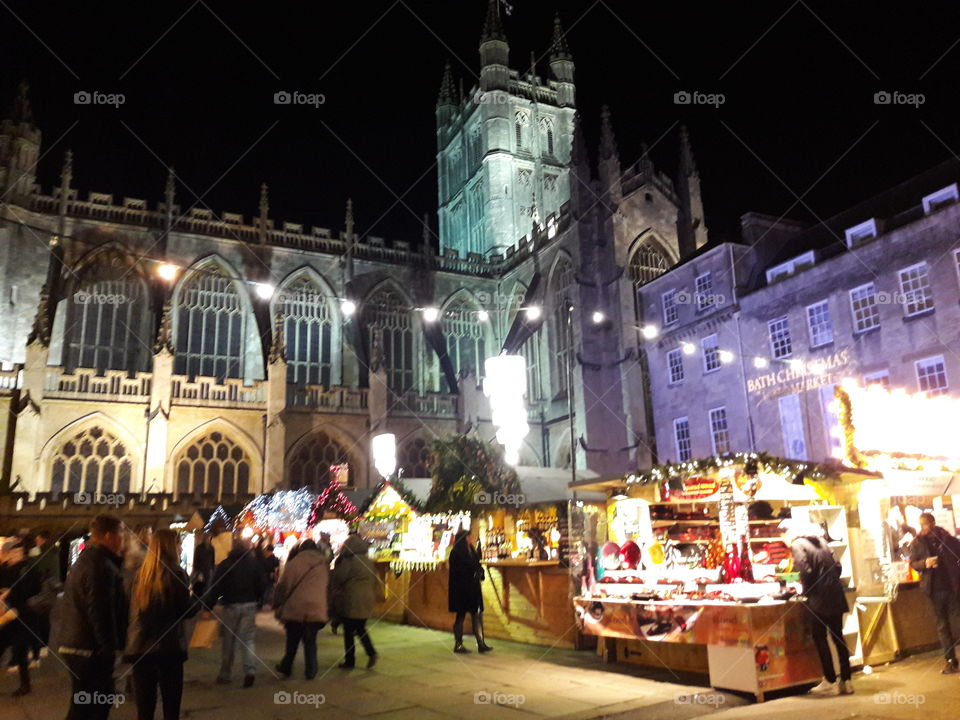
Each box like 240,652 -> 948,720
835,386 -> 866,469
624,451 -> 837,486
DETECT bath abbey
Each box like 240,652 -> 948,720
0,1 -> 707,505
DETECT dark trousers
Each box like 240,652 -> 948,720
929,589 -> 960,661
342,618 -> 375,666
808,611 -> 851,683
131,655 -> 184,720
0,625 -> 30,688
63,654 -> 116,720
279,621 -> 323,678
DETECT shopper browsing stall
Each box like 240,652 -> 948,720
909,513 -> 960,674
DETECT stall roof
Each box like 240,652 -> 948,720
515,466 -> 605,504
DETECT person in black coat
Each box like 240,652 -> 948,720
57,514 -> 128,720
790,530 -> 852,696
0,539 -> 42,696
191,533 -> 215,597
909,512 -> 960,674
447,529 -> 491,654
124,529 -> 200,720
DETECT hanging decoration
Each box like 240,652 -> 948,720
625,452 -> 837,486
306,478 -> 359,527
239,488 -> 317,533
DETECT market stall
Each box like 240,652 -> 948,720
570,454 -> 867,700
833,381 -> 960,659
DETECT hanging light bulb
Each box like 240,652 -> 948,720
524,306 -> 542,321
719,350 -> 734,364
753,357 -> 769,369
681,342 -> 695,355
477,309 -> 490,322
254,283 -> 275,300
157,263 -> 180,281
422,307 -> 440,323
341,299 -> 357,317
641,324 -> 658,339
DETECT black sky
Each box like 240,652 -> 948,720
3,0 -> 960,247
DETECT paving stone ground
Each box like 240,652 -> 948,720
1,612 -> 952,719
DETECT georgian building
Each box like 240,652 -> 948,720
639,157 -> 960,466
0,1 -> 708,507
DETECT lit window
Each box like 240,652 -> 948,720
673,417 -> 692,462
863,370 -> 890,388
899,262 -> 934,316
49,425 -> 133,497
768,316 -> 792,359
702,334 -> 721,373
709,407 -> 730,455
443,299 -> 487,392
806,301 -> 833,348
175,265 -> 246,381
362,288 -> 415,393
280,277 -> 333,386
695,272 -> 714,310
922,183 -> 958,213
667,348 -> 684,385
399,437 -> 432,478
765,250 -> 815,284
849,283 -> 880,333
515,111 -> 529,149
629,241 -> 670,323
662,290 -> 679,325
551,257 -> 575,394
288,431 -> 353,489
916,355 -> 948,396
539,117 -> 555,155
175,430 -> 251,500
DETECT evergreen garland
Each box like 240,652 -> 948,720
424,434 -> 521,513
625,451 -> 838,486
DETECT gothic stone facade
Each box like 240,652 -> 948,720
0,4 -> 708,506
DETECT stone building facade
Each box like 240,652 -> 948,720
0,1 -> 708,508
639,158 -> 960,466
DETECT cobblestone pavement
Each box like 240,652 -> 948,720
1,612 -> 952,719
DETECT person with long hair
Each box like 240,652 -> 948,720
447,528 -> 492,654
123,529 -> 199,720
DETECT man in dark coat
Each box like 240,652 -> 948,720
790,530 -> 852,696
57,514 -> 127,720
909,512 -> 960,674
0,539 -> 42,695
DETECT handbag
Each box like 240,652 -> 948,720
188,616 -> 219,649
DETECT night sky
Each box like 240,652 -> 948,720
3,1 -> 960,247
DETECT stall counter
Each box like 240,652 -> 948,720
574,596 -> 821,701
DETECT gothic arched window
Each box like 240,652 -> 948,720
279,276 -> 333,386
175,430 -> 251,499
539,117 -> 555,156
175,265 -> 246,381
629,241 -> 671,321
288,431 -> 352,489
50,425 -> 134,497
65,253 -> 149,375
363,288 -> 415,393
469,126 -> 482,167
551,257 -> 575,394
398,437 -> 431,478
442,299 -> 487,392
515,111 -> 529,150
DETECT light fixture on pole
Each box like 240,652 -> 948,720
483,355 -> 529,466
371,433 -> 397,479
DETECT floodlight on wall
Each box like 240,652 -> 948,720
483,354 -> 529,466
371,433 -> 397,479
